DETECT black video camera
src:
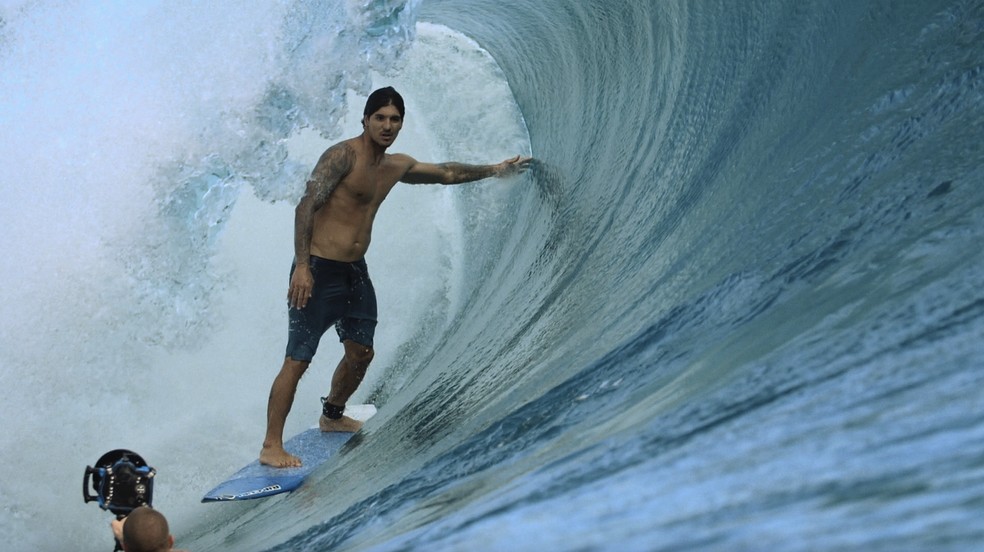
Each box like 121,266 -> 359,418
83,449 -> 156,517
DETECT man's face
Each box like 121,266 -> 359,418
364,104 -> 403,147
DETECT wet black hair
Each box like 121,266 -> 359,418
363,86 -> 405,120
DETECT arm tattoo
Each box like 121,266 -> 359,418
294,143 -> 355,264
439,162 -> 496,184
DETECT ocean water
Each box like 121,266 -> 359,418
1,0 -> 982,551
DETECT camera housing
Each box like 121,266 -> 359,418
83,449 -> 156,516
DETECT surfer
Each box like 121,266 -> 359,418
259,86 -> 532,468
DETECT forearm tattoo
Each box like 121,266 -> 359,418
439,162 -> 496,184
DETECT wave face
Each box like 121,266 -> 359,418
2,0 -> 983,550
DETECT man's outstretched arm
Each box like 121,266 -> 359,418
401,155 -> 532,185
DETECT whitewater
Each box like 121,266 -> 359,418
1,1 -> 982,551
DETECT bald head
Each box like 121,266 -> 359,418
122,507 -> 172,552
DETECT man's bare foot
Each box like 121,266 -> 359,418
259,445 -> 302,468
320,414 -> 364,433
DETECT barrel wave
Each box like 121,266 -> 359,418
1,1 -> 982,551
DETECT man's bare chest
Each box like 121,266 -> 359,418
337,164 -> 399,206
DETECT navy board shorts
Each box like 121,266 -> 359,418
285,256 -> 377,362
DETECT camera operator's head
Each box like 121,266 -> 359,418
119,507 -> 173,552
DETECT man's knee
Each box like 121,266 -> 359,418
344,342 -> 374,367
283,357 -> 311,378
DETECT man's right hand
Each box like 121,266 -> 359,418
289,264 -> 314,309
111,517 -> 125,544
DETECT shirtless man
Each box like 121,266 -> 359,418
260,87 -> 531,467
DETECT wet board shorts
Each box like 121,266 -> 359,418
285,256 -> 377,362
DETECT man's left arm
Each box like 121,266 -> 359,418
401,155 -> 532,185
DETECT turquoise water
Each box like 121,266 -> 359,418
1,1 -> 982,550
